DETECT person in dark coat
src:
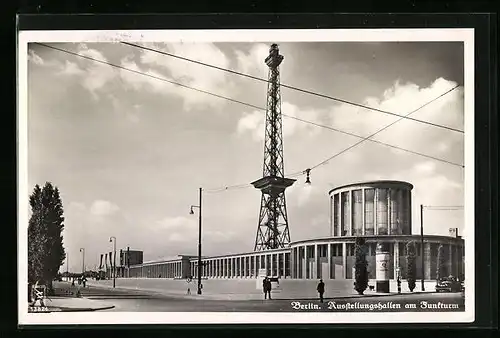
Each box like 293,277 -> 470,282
317,279 -> 325,303
263,277 -> 272,300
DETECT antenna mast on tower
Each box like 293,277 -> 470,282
251,44 -> 296,251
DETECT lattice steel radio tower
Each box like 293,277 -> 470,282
251,44 -> 296,251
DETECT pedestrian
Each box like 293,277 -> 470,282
317,279 -> 325,303
267,278 -> 272,299
187,287 -> 191,295
82,275 -> 87,288
263,277 -> 272,300
265,277 -> 272,300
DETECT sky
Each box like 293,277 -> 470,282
26,41 -> 466,272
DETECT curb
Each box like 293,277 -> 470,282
53,305 -> 115,312
85,283 -> 439,301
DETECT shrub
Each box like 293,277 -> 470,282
406,241 -> 417,292
354,237 -> 368,295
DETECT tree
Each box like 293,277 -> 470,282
405,241 -> 417,292
28,182 -> 66,295
353,237 -> 368,295
436,244 -> 446,281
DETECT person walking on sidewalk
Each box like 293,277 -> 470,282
263,277 -> 272,300
317,279 -> 325,303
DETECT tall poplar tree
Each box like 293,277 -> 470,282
354,237 -> 368,295
28,182 -> 66,294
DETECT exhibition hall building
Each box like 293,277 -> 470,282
102,180 -> 465,283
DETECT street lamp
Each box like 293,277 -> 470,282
79,248 -> 85,276
420,205 -> 425,291
109,236 -> 117,288
189,187 -> 203,295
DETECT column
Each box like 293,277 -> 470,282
295,246 -> 301,278
303,246 -> 308,279
394,241 -> 399,280
243,256 -> 247,278
282,252 -> 286,278
253,256 -> 257,277
448,243 -> 453,277
330,196 -> 333,237
314,244 -> 319,279
342,242 -> 347,279
387,188 -> 392,235
361,188 -> 366,236
327,243 -> 332,279
240,257 -> 243,278
337,194 -> 341,236
254,256 -> 257,277
349,190 -> 353,236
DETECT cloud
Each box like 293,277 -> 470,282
28,49 -> 44,65
59,60 -> 85,75
77,45 -> 117,97
234,43 -> 270,75
90,200 -> 120,216
413,161 -> 437,174
155,216 -> 235,244
236,101 -> 322,141
138,42 -> 233,110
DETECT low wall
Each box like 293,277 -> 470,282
88,278 -> 438,299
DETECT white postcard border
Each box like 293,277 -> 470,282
18,28 -> 475,325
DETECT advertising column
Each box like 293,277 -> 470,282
376,242 -> 390,293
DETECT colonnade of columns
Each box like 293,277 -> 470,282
126,240 -> 464,281
189,251 -> 290,279
128,261 -> 183,278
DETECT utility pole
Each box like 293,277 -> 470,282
420,204 -> 425,291
189,188 -> 203,295
80,248 -> 85,276
197,187 -> 202,295
110,236 -> 117,288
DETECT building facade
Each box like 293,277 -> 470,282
111,180 -> 465,281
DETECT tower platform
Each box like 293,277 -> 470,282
251,176 -> 296,196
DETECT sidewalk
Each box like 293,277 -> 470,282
29,297 -> 115,312
86,280 -> 435,301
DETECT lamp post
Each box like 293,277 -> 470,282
420,204 -> 425,291
79,248 -> 85,276
109,236 -> 117,288
189,187 -> 203,295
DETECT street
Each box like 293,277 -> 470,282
67,283 -> 465,312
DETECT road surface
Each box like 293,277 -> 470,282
68,283 -> 465,312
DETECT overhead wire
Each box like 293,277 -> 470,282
288,85 -> 461,177
121,41 -> 464,134
36,42 -> 464,194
